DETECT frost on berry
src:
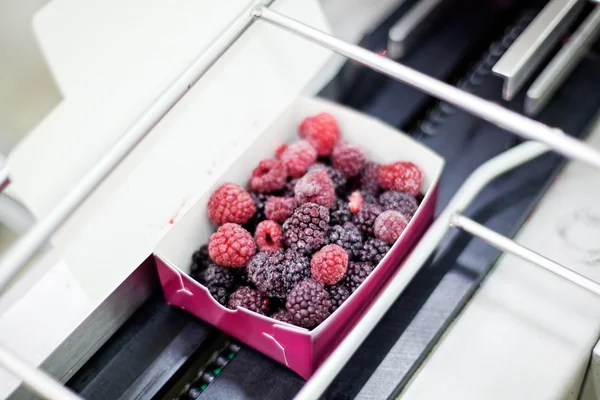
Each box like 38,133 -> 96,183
379,190 -> 419,218
294,169 -> 335,208
373,210 -> 409,244
228,286 -> 269,315
208,183 -> 255,225
249,159 -> 287,193
282,203 -> 330,255
360,162 -> 381,194
378,161 -> 423,195
254,220 -> 284,252
299,112 -> 340,156
208,223 -> 256,267
311,244 -> 349,285
332,141 -> 366,178
265,196 -> 297,223
285,279 -> 331,328
280,140 -> 318,178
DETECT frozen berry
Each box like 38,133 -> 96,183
379,191 -> 419,218
294,169 -> 335,208
343,261 -> 374,292
358,238 -> 390,265
353,203 -> 382,236
249,159 -> 287,193
247,250 -> 286,298
282,249 -> 311,292
311,244 -> 349,285
373,210 -> 409,244
281,140 -> 318,178
198,264 -> 236,306
190,244 -> 211,279
378,161 -> 423,196
282,203 -> 330,254
275,143 -> 288,159
308,163 -> 347,191
327,222 -> 363,259
208,223 -> 256,267
272,309 -> 295,325
360,162 -> 381,194
265,196 -> 297,223
286,279 -> 331,328
282,178 -> 299,197
332,141 -> 366,177
254,220 -> 284,251
228,287 -> 269,315
208,183 -> 255,225
348,191 -> 364,213
327,283 -> 351,312
243,192 -> 269,235
330,197 -> 351,225
299,112 -> 340,156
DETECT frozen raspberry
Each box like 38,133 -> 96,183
198,264 -> 236,305
249,159 -> 287,193
308,163 -> 347,191
311,244 -> 349,285
275,143 -> 288,159
190,244 -> 211,279
286,279 -> 331,328
247,250 -> 286,298
272,309 -> 295,325
299,112 -> 340,156
265,196 -> 297,223
327,222 -> 363,259
327,283 -> 351,312
208,183 -> 255,225
343,261 -> 375,292
352,203 -> 382,236
330,197 -> 351,225
281,140 -> 318,178
348,191 -> 364,213
379,190 -> 418,218
294,169 -> 335,209
358,238 -> 390,265
208,223 -> 256,267
360,162 -> 381,194
378,161 -> 423,196
281,249 -> 311,292
282,203 -> 330,254
374,210 -> 409,244
228,287 -> 269,315
332,141 -> 366,177
254,220 -> 284,252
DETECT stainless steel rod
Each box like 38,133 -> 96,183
0,344 -> 82,400
0,0 -> 273,293
253,6 -> 600,170
452,214 -> 600,297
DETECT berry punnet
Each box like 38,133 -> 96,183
208,223 -> 256,267
282,203 -> 330,255
311,244 -> 349,285
378,161 -> 423,196
208,183 -> 255,225
299,112 -> 340,156
286,279 -> 331,328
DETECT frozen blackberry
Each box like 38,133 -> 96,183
330,197 -> 352,226
379,191 -> 418,218
244,192 -> 270,234
247,250 -> 286,298
190,244 -> 211,279
272,309 -> 295,325
343,261 -> 374,292
281,249 -> 311,292
282,203 -> 330,255
308,163 -> 347,191
327,222 -> 363,259
199,264 -> 236,306
228,286 -> 269,315
360,162 -> 381,194
327,283 -> 351,312
361,191 -> 378,205
286,279 -> 331,329
282,178 -> 299,197
358,238 -> 390,265
353,203 -> 382,235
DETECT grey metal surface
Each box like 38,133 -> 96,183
492,0 -> 585,101
526,6 -> 600,116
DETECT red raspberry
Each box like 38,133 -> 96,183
311,244 -> 349,285
254,220 -> 284,252
265,196 -> 297,223
332,141 -> 366,177
299,112 -> 340,156
208,183 -> 255,225
294,169 -> 335,208
373,210 -> 409,244
249,159 -> 287,193
378,162 -> 423,196
348,191 -> 364,213
280,140 -> 317,178
208,223 -> 256,267
275,143 -> 288,159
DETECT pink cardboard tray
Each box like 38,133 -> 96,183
154,97 -> 444,379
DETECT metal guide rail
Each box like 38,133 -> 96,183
1,1 -> 600,399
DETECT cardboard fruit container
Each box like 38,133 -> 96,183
154,97 -> 444,379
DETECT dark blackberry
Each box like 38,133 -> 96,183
308,163 -> 347,191
190,244 -> 211,279
199,264 -> 236,306
379,191 -> 419,218
358,238 -> 390,265
326,283 -> 351,312
327,222 -> 363,259
281,249 -> 311,292
352,203 -> 382,235
343,261 -> 374,292
330,197 -> 351,226
282,203 -> 330,255
361,191 -> 378,205
286,279 -> 331,329
244,192 -> 270,234
282,178 -> 299,197
360,162 -> 381,194
228,286 -> 269,315
247,250 -> 286,298
272,309 -> 295,325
